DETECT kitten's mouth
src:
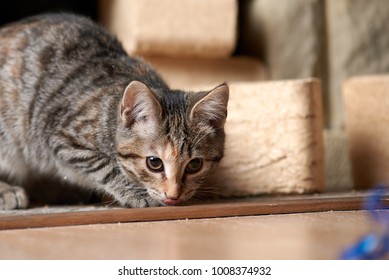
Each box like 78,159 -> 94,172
163,198 -> 183,206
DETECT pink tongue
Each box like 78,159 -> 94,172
163,199 -> 182,206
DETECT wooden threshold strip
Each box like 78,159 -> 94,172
0,191 -> 388,230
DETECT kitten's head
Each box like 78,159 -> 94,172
116,80 -> 229,206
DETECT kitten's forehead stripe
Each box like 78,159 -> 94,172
117,152 -> 143,159
161,91 -> 202,160
164,141 -> 179,161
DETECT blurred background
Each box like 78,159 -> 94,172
2,0 -> 389,129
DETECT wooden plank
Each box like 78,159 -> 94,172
1,192 -> 387,230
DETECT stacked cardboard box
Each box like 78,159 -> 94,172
208,79 -> 325,195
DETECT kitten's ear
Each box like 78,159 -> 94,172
120,81 -> 162,127
190,84 -> 229,128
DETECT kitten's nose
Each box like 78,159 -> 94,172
164,187 -> 182,205
163,198 -> 182,206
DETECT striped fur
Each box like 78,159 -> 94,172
0,14 -> 229,209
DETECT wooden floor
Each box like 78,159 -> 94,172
0,210 -> 380,260
0,192 -> 387,259
0,191 -> 380,230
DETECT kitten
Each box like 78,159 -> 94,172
0,14 -> 229,210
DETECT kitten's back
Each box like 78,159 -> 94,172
0,14 -> 165,183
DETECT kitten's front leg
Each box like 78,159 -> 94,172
82,164 -> 163,208
0,182 -> 28,210
51,146 -> 160,208
105,179 -> 163,208
50,133 -> 162,208
121,194 -> 162,208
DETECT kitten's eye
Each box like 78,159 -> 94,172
146,157 -> 164,172
185,158 -> 203,174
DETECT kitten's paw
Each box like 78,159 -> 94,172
123,196 -> 162,208
143,197 -> 163,207
0,185 -> 28,210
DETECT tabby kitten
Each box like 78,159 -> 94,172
0,14 -> 229,210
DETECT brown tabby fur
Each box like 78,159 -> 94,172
0,14 -> 229,210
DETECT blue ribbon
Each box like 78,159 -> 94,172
341,185 -> 389,260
